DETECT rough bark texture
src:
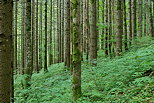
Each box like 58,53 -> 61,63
132,0 -> 137,39
64,0 -> 71,68
101,0 -> 104,50
32,0 -> 35,71
85,0 -> 89,60
123,0 -> 128,50
149,2 -> 154,37
14,0 -> 18,74
111,0 -> 115,55
138,0 -> 142,38
56,0 -> 60,63
108,0 -> 112,55
25,0 -> 32,87
128,0 -> 132,46
80,0 -> 83,60
59,0 -> 62,62
144,1 -> 147,35
49,0 -> 53,65
21,0 -> 26,74
39,1 -> 42,71
44,0 -> 48,72
116,0 -> 123,56
72,0 -> 82,102
0,1 -> 13,102
105,0 -> 108,56
90,0 -> 97,62
61,0 -> 64,62
35,0 -> 39,72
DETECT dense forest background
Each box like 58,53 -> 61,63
0,0 -> 154,103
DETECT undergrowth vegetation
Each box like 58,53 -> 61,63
15,37 -> 154,103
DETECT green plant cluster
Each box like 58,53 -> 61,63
14,37 -> 154,103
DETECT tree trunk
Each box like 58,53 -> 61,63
90,0 -> 97,62
0,1 -> 13,102
49,0 -> 53,65
138,0 -> 142,38
35,0 -> 39,72
64,0 -> 71,68
149,1 -> 154,37
85,0 -> 89,60
123,0 -> 128,50
72,0 -> 82,102
128,0 -> 132,46
21,0 -> 26,74
44,0 -> 48,72
25,0 -> 32,87
61,0 -> 65,62
116,0 -> 123,56
39,1 -> 43,71
108,0 -> 112,55
32,0 -> 35,72
105,0 -> 109,56
14,0 -> 18,74
132,0 -> 137,40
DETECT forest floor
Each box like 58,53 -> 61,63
15,37 -> 154,103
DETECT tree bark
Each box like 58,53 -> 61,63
64,0 -> 71,68
85,0 -> 89,60
35,0 -> 39,72
105,0 -> 109,56
138,0 -> 142,38
44,0 -> 48,72
116,0 -> 123,56
123,0 -> 128,50
39,1 -> 43,71
128,0 -> 132,46
72,0 -> 82,102
132,0 -> 137,39
0,1 -> 13,102
90,0 -> 97,62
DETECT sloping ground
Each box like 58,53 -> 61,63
15,37 -> 154,103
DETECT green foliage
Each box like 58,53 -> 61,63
15,37 -> 154,103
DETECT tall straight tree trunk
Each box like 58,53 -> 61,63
32,0 -> 35,71
21,0 -> 26,74
108,0 -> 112,55
138,0 -> 142,38
0,0 -> 13,102
35,0 -> 39,72
56,0 -> 60,63
39,1 -> 43,71
128,0 -> 132,46
80,0 -> 83,60
14,0 -> 18,74
149,1 -> 154,37
61,0 -> 65,62
101,0 -> 104,50
132,0 -> 137,40
59,0 -> 62,62
85,0 -> 89,60
0,1 -> 13,102
123,0 -> 128,50
90,0 -> 97,62
144,1 -> 147,36
116,0 -> 123,56
53,2 -> 56,64
64,0 -> 70,68
105,0 -> 108,56
72,0 -> 82,102
49,0 -> 53,65
44,0 -> 48,72
25,0 -> 32,87
111,0 -> 115,55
